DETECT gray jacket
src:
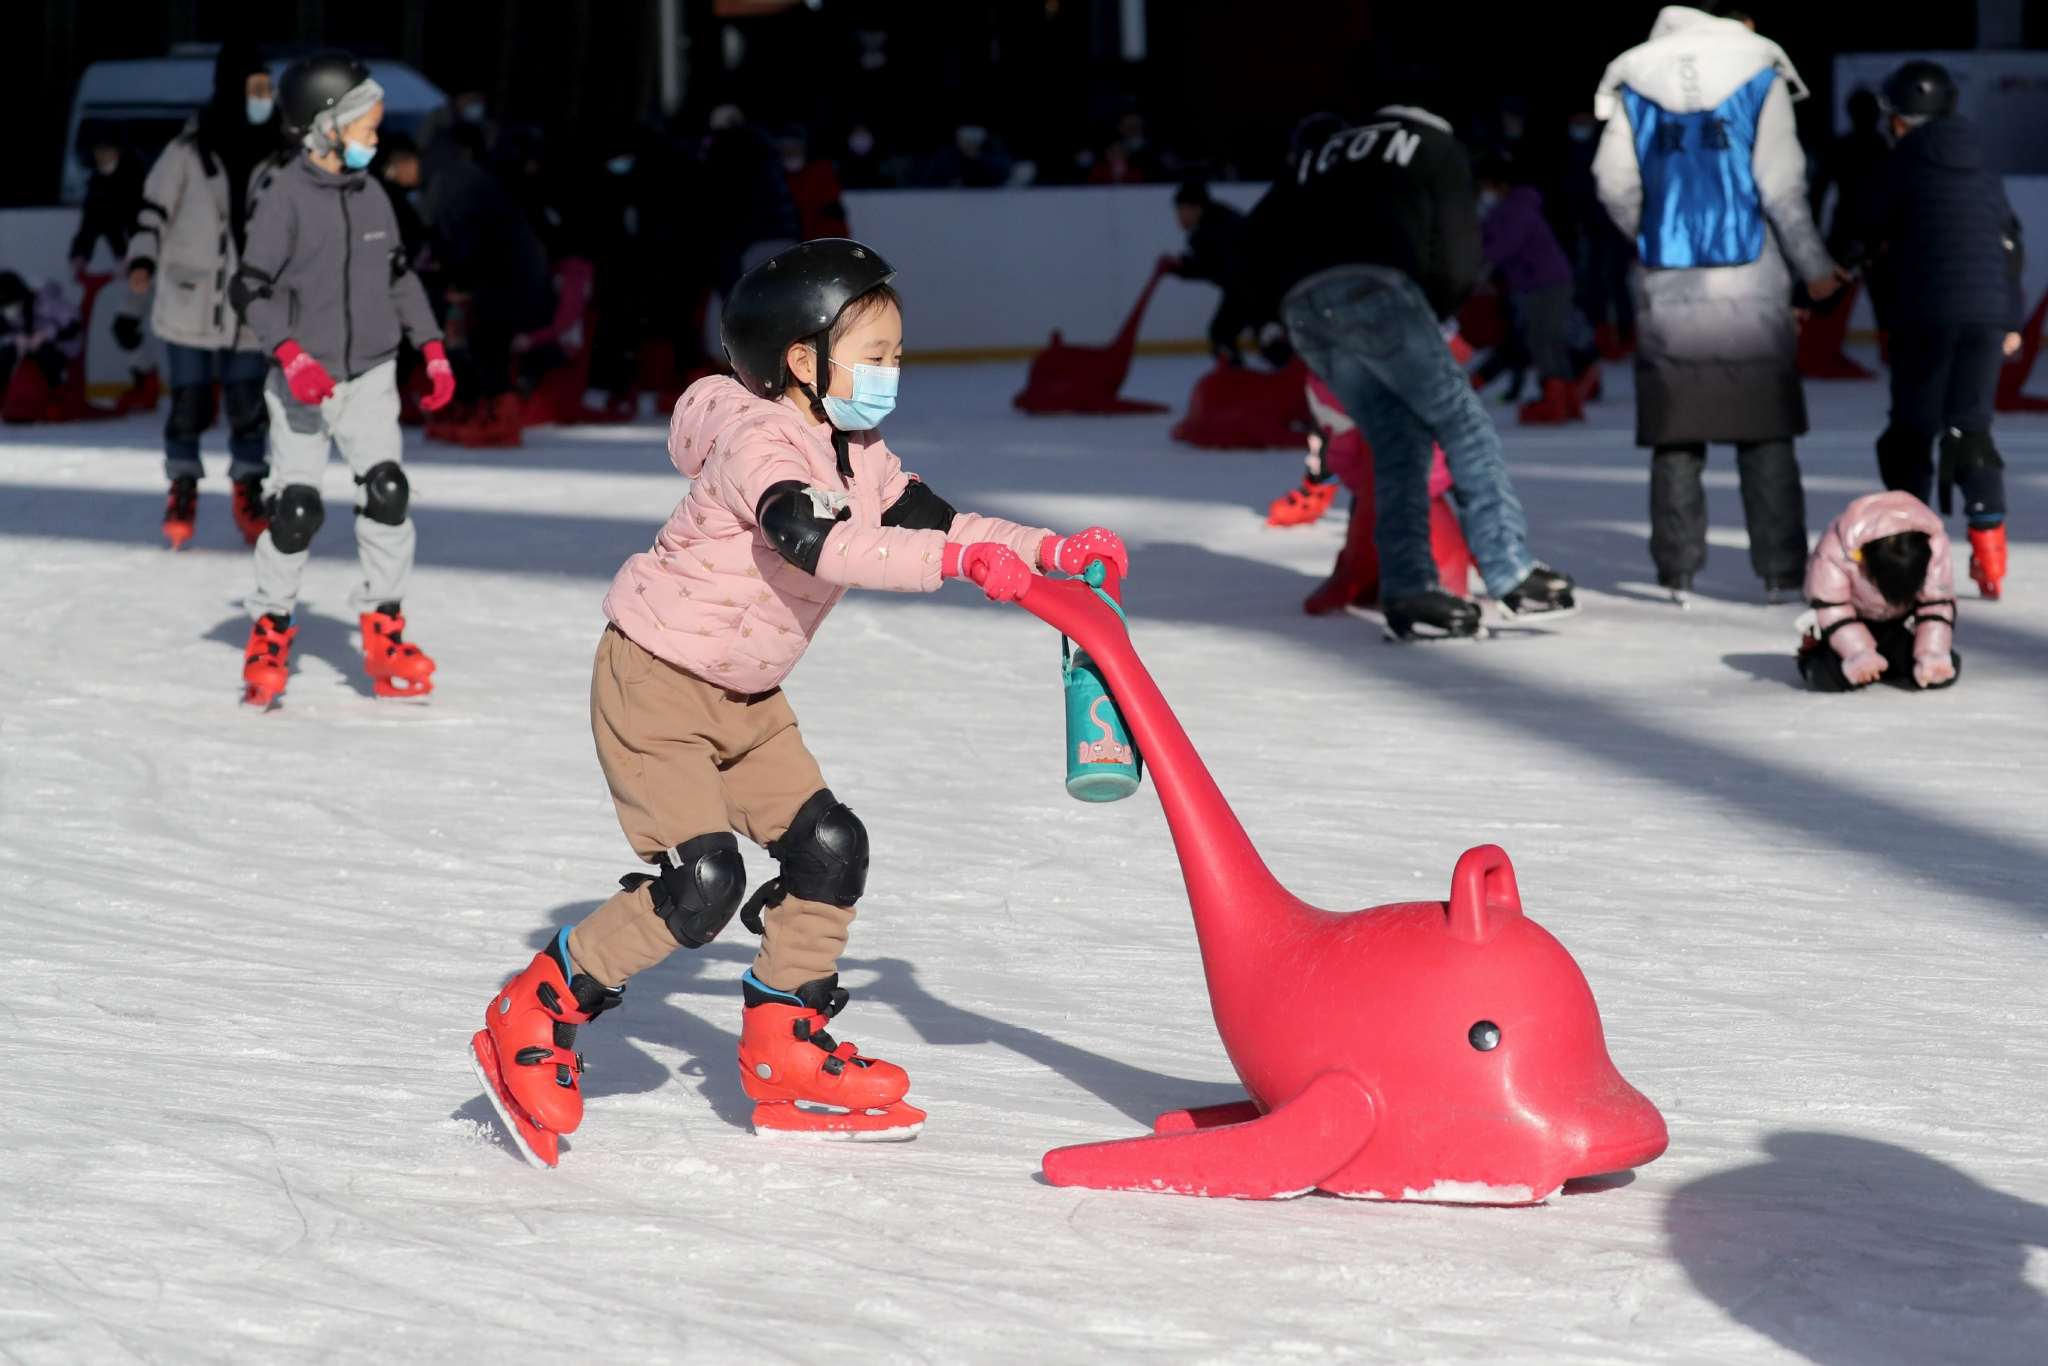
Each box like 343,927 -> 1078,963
127,128 -> 260,351
231,154 -> 440,378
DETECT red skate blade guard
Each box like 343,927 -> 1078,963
751,1099 -> 925,1142
470,1030 -> 560,1168
1043,1070 -> 1375,1199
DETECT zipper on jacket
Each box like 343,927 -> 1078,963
341,185 -> 354,379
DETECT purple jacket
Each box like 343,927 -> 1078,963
1482,186 -> 1574,294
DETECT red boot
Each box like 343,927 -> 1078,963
163,476 -> 198,549
470,937 -> 621,1168
242,613 -> 296,708
230,476 -> 269,546
359,605 -> 436,698
738,972 -> 924,1140
1518,377 -> 1577,425
1968,525 -> 2007,600
1266,476 -> 1339,527
1304,492 -> 1379,614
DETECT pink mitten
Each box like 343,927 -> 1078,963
1913,653 -> 1955,688
1841,648 -> 1888,686
275,341 -> 336,406
420,339 -> 457,412
1039,526 -> 1130,579
943,542 -> 1034,602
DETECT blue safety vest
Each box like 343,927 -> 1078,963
1623,65 -> 1776,269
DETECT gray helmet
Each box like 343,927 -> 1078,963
720,239 -> 896,400
1880,60 -> 1958,118
278,50 -> 372,141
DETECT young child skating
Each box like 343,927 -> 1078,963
229,52 -> 456,707
1799,491 -> 1959,693
471,239 -> 1129,1166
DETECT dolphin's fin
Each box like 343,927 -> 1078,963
1043,1071 -> 1376,1199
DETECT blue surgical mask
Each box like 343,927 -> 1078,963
343,140 -> 376,171
246,96 -> 274,125
820,359 -> 899,430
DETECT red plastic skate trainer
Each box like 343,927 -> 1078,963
1005,566 -> 1667,1203
241,614 -> 295,709
739,999 -> 926,1141
359,608 -> 435,699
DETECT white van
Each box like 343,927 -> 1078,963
62,43 -> 446,204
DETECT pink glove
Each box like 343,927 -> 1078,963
275,341 -> 336,406
1913,654 -> 1955,688
1039,527 -> 1130,579
1841,648 -> 1888,686
943,541 -> 1034,603
420,339 -> 457,413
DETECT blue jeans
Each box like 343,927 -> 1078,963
163,343 -> 269,482
1284,265 -> 1537,599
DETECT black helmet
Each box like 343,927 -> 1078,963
1880,60 -> 1957,118
721,239 -> 896,400
278,50 -> 372,140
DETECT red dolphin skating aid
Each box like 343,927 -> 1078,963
1009,566 -> 1668,1203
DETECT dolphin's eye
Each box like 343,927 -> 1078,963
1469,1020 -> 1502,1051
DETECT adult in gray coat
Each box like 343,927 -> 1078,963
228,52 -> 455,709
1592,6 -> 1843,603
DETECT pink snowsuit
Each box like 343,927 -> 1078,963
603,376 -> 1053,688
1805,491 -> 1955,666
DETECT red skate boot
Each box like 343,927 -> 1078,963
1517,377 -> 1578,425
470,931 -> 622,1168
1304,495 -> 1379,615
359,604 -> 436,699
230,477 -> 269,546
1968,524 -> 2007,600
241,613 -> 295,709
163,476 -> 198,549
1266,475 -> 1339,527
738,971 -> 925,1140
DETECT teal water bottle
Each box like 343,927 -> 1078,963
1062,563 -> 1142,802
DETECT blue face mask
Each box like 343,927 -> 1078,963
342,140 -> 376,171
820,359 -> 899,430
246,96 -> 274,125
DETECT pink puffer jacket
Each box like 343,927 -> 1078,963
1805,491 -> 1954,664
603,376 -> 1053,690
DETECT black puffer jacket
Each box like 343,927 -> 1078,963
1847,115 -> 2021,330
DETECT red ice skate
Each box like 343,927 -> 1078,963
163,476 -> 198,549
1968,525 -> 2007,599
230,477 -> 269,546
241,613 -> 295,708
1266,476 -> 1339,527
470,937 -> 620,1168
738,972 -> 924,1140
359,605 -> 436,698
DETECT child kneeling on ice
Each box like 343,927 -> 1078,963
1799,491 -> 1959,692
472,240 -> 1129,1165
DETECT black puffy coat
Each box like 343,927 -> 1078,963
1847,116 -> 2021,330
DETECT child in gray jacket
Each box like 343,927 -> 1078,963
229,50 -> 456,708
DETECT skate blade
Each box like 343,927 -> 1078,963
240,684 -> 281,711
750,1099 -> 925,1142
1493,601 -> 1580,624
369,675 -> 435,701
1377,622 -> 1490,643
470,1032 -> 560,1169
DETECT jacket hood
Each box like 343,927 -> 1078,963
1899,115 -> 1984,172
667,374 -> 822,480
1833,490 -> 1946,552
1594,6 -> 1805,120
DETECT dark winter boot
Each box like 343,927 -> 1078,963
1382,589 -> 1482,641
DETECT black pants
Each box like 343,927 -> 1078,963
1649,440 -> 1808,586
1799,616 -> 1961,693
1879,324 -> 2006,525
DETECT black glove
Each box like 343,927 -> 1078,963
113,315 -> 145,350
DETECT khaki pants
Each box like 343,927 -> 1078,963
567,626 -> 854,992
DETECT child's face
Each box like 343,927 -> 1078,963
787,300 -> 903,400
341,102 -> 385,150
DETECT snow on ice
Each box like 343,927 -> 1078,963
2,354 -> 2045,1362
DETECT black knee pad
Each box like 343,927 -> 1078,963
770,789 -> 869,908
222,380 -> 268,441
1938,429 -> 2004,516
266,484 -> 325,553
165,383 -> 215,444
356,461 -> 409,525
626,832 -> 748,949
1876,424 -> 1934,499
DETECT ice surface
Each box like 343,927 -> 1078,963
2,353 -> 2045,1363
